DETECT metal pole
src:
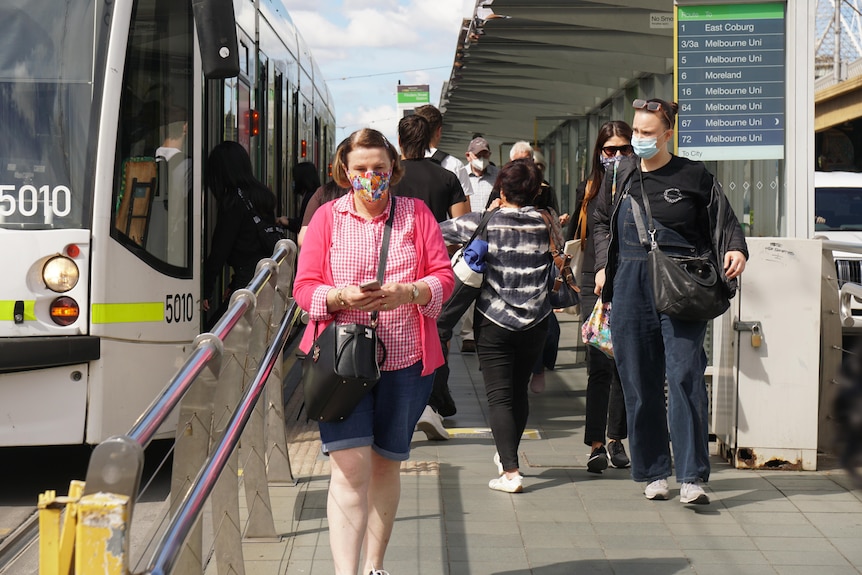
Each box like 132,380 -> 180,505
144,302 -> 297,575
835,0 -> 843,80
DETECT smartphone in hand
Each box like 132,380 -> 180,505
359,279 -> 381,292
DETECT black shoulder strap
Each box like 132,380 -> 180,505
371,197 -> 397,326
236,188 -> 285,249
466,207 -> 499,245
430,149 -> 449,165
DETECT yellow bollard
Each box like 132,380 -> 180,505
75,492 -> 130,575
38,480 -> 85,575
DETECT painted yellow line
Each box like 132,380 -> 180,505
447,428 -> 542,440
91,302 -> 164,324
0,300 -> 36,322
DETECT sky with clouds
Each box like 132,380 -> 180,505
283,0 -> 473,148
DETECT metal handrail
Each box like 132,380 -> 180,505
143,301 -> 301,575
127,242 -> 293,447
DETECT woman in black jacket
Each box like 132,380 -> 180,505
568,120 -> 633,474
202,141 -> 283,324
593,99 -> 748,505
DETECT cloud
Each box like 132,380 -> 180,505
338,103 -> 401,144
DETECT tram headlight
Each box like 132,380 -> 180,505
50,296 -> 79,326
42,256 -> 79,293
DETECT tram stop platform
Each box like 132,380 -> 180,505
245,314 -> 862,575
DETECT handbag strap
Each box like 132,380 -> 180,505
538,209 -> 564,254
632,167 -> 658,250
466,207 -> 500,246
236,187 -> 285,241
370,196 -> 397,327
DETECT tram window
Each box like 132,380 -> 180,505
110,0 -> 194,277
0,0 -> 97,230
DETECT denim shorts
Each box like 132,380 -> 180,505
318,362 -> 433,461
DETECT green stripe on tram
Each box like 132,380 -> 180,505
0,300 -> 36,322
91,302 -> 164,324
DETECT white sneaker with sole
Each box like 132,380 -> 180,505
679,481 -> 710,504
488,474 -> 523,493
416,406 -> 449,440
644,478 -> 669,500
493,452 -> 524,477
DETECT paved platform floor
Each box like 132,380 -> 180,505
248,314 -> 862,575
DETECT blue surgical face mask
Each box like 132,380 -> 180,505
631,136 -> 659,159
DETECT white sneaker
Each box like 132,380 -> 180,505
644,478 -> 669,500
488,474 -> 523,493
494,451 -> 504,475
679,481 -> 710,504
416,406 -> 449,440
368,570 -> 390,575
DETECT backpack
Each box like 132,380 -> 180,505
429,149 -> 449,165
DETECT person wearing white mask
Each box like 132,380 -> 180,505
465,137 -> 499,213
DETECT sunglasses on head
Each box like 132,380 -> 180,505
632,98 -> 674,127
602,145 -> 634,157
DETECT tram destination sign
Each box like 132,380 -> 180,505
675,3 -> 785,161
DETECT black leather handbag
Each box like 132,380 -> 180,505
630,171 -> 729,322
301,199 -> 395,422
303,321 -> 387,422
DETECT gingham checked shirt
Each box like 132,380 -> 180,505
303,194 -> 446,371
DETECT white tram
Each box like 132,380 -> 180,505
0,0 -> 334,446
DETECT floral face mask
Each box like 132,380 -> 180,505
346,170 -> 391,202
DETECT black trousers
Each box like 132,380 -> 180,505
581,285 -> 627,446
476,314 -> 548,472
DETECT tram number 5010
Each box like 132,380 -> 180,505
165,293 -> 194,323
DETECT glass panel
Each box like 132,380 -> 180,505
0,0 -> 95,230
111,0 -> 193,274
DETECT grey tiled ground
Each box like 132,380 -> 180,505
249,315 -> 862,574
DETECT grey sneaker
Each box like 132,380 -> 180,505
416,405 -> 449,440
644,478 -> 669,500
608,440 -> 630,468
679,481 -> 710,504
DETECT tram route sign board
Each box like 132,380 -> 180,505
675,3 -> 785,161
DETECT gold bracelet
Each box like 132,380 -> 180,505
336,288 -> 347,308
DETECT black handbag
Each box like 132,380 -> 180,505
237,188 -> 286,253
630,170 -> 729,322
437,208 -> 498,342
540,210 -> 580,309
301,198 -> 395,422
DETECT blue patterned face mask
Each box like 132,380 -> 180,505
601,155 -> 623,168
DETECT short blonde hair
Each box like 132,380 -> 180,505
332,129 -> 403,188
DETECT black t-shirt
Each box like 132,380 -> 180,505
632,155 -> 713,249
392,158 -> 466,222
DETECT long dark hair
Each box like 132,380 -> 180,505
205,141 -> 275,217
585,121 -> 633,205
293,161 -> 321,195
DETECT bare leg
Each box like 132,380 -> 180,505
362,451 -> 402,573
327,446 -> 373,575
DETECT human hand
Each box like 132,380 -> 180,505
202,299 -> 210,312
723,250 -> 746,279
487,198 -> 501,210
276,215 -> 290,227
594,268 -> 605,296
559,213 -> 571,226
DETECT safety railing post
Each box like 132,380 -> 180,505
264,240 -> 297,484
238,258 -> 278,540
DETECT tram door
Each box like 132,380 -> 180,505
90,0 -> 201,442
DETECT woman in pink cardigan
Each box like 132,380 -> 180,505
294,128 -> 453,575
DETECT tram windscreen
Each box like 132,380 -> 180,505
0,0 -> 95,230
